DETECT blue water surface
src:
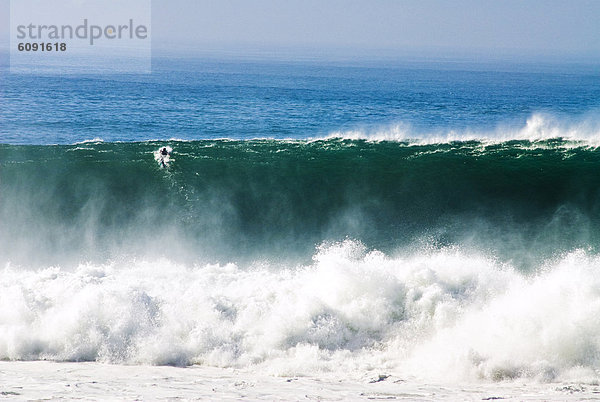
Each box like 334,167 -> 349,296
1,57 -> 600,144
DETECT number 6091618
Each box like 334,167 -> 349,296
18,43 -> 66,51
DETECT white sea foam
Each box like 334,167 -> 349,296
2,241 -> 600,383
322,113 -> 600,145
74,138 -> 104,144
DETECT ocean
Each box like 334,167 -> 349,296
2,57 -> 600,393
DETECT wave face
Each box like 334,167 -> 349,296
3,138 -> 600,266
3,138 -> 600,381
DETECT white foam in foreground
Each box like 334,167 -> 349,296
0,361 -> 596,400
2,240 -> 600,384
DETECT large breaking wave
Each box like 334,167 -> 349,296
3,129 -> 600,381
2,134 -> 600,266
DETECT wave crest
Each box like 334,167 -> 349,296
323,113 -> 600,144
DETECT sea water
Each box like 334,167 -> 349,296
2,57 -> 600,383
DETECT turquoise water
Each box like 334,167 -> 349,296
3,138 -> 600,268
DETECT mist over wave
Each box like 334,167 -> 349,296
3,129 -> 600,267
325,113 -> 600,144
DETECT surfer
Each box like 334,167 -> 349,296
156,146 -> 172,167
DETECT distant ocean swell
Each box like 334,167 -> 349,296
2,137 -> 600,381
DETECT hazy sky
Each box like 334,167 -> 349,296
2,0 -> 600,61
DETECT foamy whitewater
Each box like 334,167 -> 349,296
2,240 -> 600,384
